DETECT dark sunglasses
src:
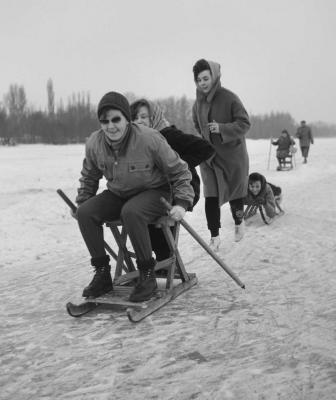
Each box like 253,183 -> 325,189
99,116 -> 122,125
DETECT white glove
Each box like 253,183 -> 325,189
169,205 -> 186,221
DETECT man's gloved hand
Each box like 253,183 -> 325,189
169,205 -> 186,221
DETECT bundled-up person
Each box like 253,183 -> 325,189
296,120 -> 314,164
74,91 -> 194,303
130,98 -> 214,261
192,58 -> 250,249
244,172 -> 282,219
271,130 -> 296,170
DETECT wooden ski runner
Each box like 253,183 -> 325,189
66,274 -> 197,321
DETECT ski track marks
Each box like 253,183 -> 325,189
1,141 -> 336,399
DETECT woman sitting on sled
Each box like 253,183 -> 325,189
271,130 -> 296,171
74,91 -> 194,303
244,172 -> 282,220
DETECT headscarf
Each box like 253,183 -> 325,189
248,172 -> 267,198
195,60 -> 222,103
130,98 -> 170,132
148,101 -> 170,131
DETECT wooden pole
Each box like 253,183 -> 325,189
56,189 -> 118,261
267,137 -> 273,170
160,198 -> 245,289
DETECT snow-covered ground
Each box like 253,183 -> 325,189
1,139 -> 336,400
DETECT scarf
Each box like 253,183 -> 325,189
148,101 -> 170,131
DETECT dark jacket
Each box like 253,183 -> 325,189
296,125 -> 314,147
192,60 -> 250,205
76,123 -> 194,209
160,125 -> 214,209
272,134 -> 295,159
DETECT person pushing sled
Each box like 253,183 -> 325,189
58,91 -> 245,322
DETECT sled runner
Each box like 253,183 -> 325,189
244,197 -> 284,225
58,190 -> 245,322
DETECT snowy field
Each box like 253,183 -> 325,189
1,138 -> 336,400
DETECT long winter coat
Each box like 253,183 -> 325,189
192,60 -> 250,206
296,125 -> 314,147
76,123 -> 194,209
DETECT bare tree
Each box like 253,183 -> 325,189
47,78 -> 55,116
4,84 -> 27,117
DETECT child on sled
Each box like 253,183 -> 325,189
244,172 -> 282,220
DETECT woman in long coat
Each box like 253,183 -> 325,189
192,59 -> 250,248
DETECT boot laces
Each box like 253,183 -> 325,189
90,266 -> 108,283
134,268 -> 154,288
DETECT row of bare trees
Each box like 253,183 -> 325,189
1,80 -> 336,144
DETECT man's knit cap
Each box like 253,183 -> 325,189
97,91 -> 131,121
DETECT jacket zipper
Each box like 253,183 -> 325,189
112,149 -> 119,179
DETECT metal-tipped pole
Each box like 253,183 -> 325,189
267,137 -> 273,170
160,197 -> 245,289
56,189 -> 118,261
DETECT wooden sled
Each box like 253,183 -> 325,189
244,197 -> 284,225
58,190 -> 245,322
66,217 -> 198,322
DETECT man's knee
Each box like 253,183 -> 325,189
76,202 -> 89,223
121,203 -> 142,223
77,200 -> 102,225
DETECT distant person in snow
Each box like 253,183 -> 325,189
192,58 -> 250,250
296,120 -> 314,164
130,98 -> 214,261
73,91 -> 194,302
244,172 -> 282,219
271,130 -> 296,170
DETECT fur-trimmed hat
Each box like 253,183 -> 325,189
97,91 -> 131,121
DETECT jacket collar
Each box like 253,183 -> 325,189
103,123 -> 132,154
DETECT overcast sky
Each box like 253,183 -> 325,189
1,0 -> 335,123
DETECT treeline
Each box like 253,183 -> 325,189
249,113 -> 336,139
1,81 -> 336,144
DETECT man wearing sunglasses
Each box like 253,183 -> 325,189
74,91 -> 194,302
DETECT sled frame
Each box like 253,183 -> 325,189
244,198 -> 284,225
66,217 -> 197,322
278,150 -> 296,171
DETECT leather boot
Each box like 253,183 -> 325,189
129,258 -> 157,302
82,255 -> 113,298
